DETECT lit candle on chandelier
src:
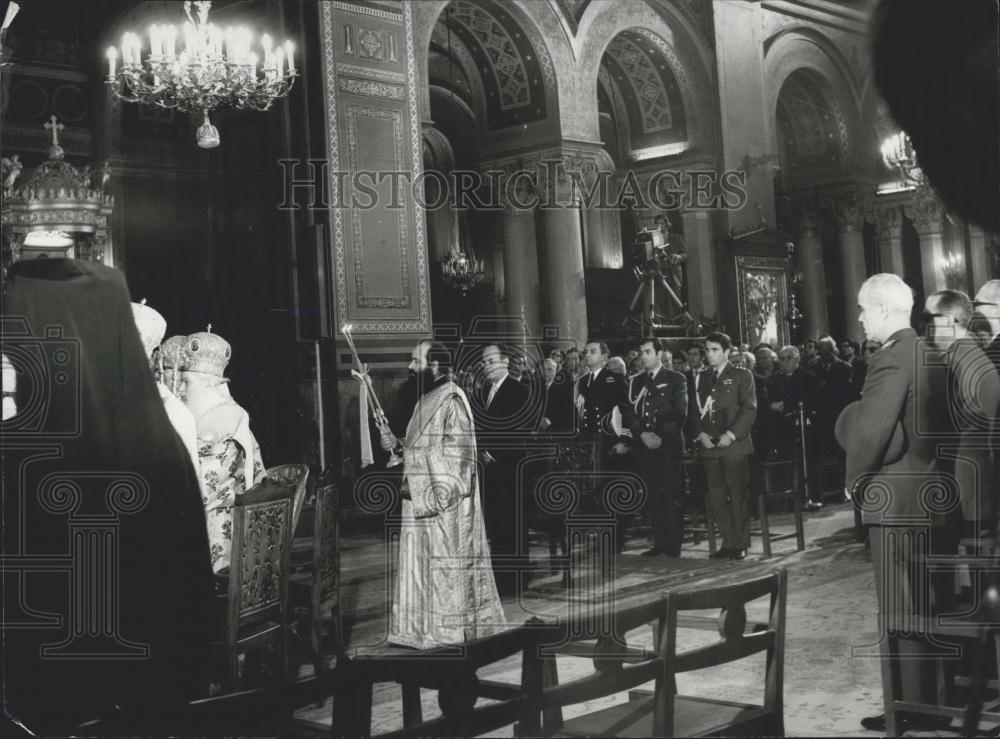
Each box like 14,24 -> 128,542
284,40 -> 295,74
165,25 -> 176,58
261,33 -> 273,69
275,46 -> 285,78
106,46 -> 118,78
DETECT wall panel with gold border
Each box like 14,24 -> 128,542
319,0 -> 431,340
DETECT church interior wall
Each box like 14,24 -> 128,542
3,0 -> 997,512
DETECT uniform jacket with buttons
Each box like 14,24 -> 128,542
689,362 -> 757,458
624,366 -> 688,453
840,328 -> 948,525
577,367 -> 627,442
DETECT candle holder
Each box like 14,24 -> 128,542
105,1 -> 298,148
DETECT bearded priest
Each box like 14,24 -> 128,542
379,339 -> 506,649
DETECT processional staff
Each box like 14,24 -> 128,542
342,324 -> 402,468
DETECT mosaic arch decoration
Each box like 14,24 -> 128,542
554,0 -> 592,35
776,69 -> 850,174
439,0 -> 554,130
601,29 -> 687,153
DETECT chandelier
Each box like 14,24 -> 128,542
441,214 -> 485,295
438,6 -> 484,297
880,131 -> 924,190
105,1 -> 298,149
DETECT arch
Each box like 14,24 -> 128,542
763,28 -> 863,178
575,0 -> 717,154
413,0 -> 566,147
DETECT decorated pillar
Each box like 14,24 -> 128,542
421,124 -> 457,263
824,190 -> 869,342
537,163 -> 588,346
792,200 -> 828,340
681,210 -> 718,323
319,0 -> 431,341
869,203 -> 904,276
904,194 -> 947,295
580,149 -> 622,269
968,223 -> 994,293
500,201 -> 541,339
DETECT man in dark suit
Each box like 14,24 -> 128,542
474,342 -> 532,595
804,336 -> 854,504
625,338 -> 688,557
690,331 -> 757,560
577,340 -> 630,552
768,345 -> 822,509
540,357 -> 575,434
837,274 -> 953,735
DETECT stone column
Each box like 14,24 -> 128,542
904,194 -> 947,295
421,125 -> 457,263
792,200 -> 828,340
968,223 -> 994,293
868,204 -> 904,276
580,149 -> 622,269
537,168 -> 588,346
824,190 -> 869,343
681,211 -> 718,323
501,205 -> 541,339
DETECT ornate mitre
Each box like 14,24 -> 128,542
130,299 -> 167,360
159,335 -> 189,370
184,325 -> 232,377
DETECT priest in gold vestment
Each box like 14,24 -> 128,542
380,340 -> 506,649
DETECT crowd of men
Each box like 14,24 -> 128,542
418,278 -> 1000,581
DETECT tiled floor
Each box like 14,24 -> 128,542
294,504 -> 974,736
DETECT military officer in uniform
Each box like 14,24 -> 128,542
836,274 -> 953,735
625,338 -> 688,557
690,331 -> 757,560
577,340 -> 630,552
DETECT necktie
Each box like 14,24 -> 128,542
487,382 -> 499,407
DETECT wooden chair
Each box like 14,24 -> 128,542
751,459 -> 805,557
521,569 -> 788,737
223,474 -> 296,691
333,619 -> 549,738
881,545 -> 1000,736
262,463 -> 310,535
290,469 -> 343,677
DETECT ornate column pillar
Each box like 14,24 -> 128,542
968,223 -> 994,293
792,200 -> 828,340
904,194 -> 947,295
579,149 -> 622,269
868,203 -> 904,276
680,211 -> 718,323
500,192 -> 541,339
537,158 -> 588,346
824,190 -> 869,342
421,125 -> 457,263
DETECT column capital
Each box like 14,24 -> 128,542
903,187 -> 945,235
480,142 -> 614,207
867,203 -> 903,240
820,188 -> 871,231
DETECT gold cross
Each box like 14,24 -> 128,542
44,115 -> 65,147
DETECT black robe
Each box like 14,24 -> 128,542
1,259 -> 215,733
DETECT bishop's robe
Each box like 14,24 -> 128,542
389,378 -> 507,649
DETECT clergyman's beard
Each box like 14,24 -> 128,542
412,367 -> 439,397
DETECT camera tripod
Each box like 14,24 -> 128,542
625,267 -> 695,335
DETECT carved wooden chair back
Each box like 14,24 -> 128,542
295,469 -> 343,675
261,463 -> 310,534
225,474 -> 295,690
